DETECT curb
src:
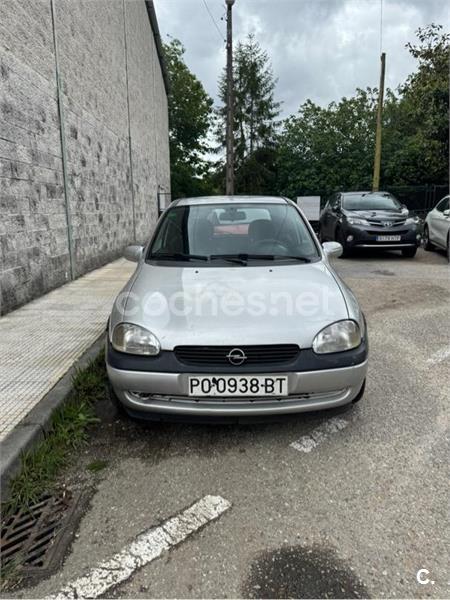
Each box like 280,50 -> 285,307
0,333 -> 106,503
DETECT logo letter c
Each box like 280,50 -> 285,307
417,569 -> 430,585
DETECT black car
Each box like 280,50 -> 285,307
319,191 -> 420,257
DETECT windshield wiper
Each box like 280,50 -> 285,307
210,254 -> 248,265
150,252 -> 209,262
270,255 -> 312,263
210,254 -> 311,264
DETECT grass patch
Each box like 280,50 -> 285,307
2,352 -> 108,516
87,459 -> 108,473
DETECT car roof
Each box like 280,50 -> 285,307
340,191 -> 392,196
340,191 -> 371,196
172,195 -> 289,207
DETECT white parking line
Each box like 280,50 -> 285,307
47,495 -> 231,600
426,346 -> 450,366
290,417 -> 349,453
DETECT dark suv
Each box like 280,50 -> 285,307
319,191 -> 420,257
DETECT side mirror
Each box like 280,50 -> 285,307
124,245 -> 144,262
322,241 -> 343,259
443,209 -> 450,217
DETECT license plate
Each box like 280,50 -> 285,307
188,375 -> 288,397
376,235 -> 401,242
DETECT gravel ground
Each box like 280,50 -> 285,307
10,248 -> 450,600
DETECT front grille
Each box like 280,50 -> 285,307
366,219 -> 406,227
174,345 -> 300,366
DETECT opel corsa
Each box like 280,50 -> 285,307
106,196 -> 368,420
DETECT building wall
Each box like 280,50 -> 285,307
0,0 -> 170,315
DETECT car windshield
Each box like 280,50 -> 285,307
148,202 -> 319,264
436,197 -> 449,212
343,193 -> 402,211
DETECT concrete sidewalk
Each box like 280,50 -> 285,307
0,258 -> 135,443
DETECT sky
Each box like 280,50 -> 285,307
155,0 -> 448,118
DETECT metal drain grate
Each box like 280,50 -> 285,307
1,491 -> 80,573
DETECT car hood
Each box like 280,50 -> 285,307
345,209 -> 408,220
114,261 -> 349,349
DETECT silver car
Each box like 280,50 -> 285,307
423,195 -> 450,261
106,196 -> 368,420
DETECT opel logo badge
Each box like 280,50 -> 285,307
226,348 -> 247,365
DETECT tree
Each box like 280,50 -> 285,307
277,89 -> 378,197
164,39 -> 215,199
235,147 -> 279,195
216,34 -> 281,192
276,24 -> 449,196
383,24 -> 449,185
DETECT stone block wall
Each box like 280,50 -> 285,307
0,0 -> 170,314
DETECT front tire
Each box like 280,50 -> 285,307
423,225 -> 434,251
352,378 -> 366,404
107,382 -> 127,418
447,234 -> 450,263
336,227 -> 351,258
401,247 -> 417,258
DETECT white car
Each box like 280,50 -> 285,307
424,195 -> 450,261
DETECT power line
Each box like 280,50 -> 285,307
202,0 -> 225,43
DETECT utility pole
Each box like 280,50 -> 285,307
225,0 -> 235,196
372,52 -> 386,192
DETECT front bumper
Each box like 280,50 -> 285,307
107,353 -> 368,417
344,222 -> 420,249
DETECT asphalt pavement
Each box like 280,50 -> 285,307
12,248 -> 450,599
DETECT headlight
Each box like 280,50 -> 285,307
312,320 -> 362,354
405,216 -> 419,225
347,217 -> 369,226
112,323 -> 161,356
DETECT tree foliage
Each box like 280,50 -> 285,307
235,147 -> 279,195
277,89 -> 378,197
276,24 -> 449,197
164,39 -> 215,199
168,25 -> 448,200
216,34 -> 281,192
384,24 -> 449,185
